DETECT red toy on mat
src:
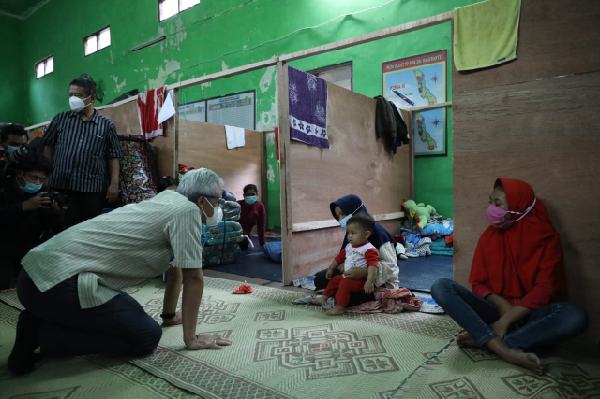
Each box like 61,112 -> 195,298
233,284 -> 253,294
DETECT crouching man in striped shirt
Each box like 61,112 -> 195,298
8,168 -> 231,375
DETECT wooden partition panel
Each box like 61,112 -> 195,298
177,120 -> 264,199
290,84 -> 411,222
97,99 -> 176,177
152,126 -> 177,178
97,100 -> 141,136
279,65 -> 412,283
453,0 -> 600,348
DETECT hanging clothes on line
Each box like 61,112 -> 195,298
454,0 -> 521,71
225,125 -> 246,149
288,66 -> 330,149
374,96 -> 409,155
118,136 -> 159,205
137,87 -> 166,139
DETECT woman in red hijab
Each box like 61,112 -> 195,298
431,178 -> 587,375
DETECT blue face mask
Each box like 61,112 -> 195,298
339,214 -> 352,229
20,181 -> 43,194
338,202 -> 363,228
244,195 -> 257,205
6,145 -> 19,153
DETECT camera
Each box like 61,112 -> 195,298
44,191 -> 69,207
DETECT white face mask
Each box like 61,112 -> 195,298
69,95 -> 90,112
203,198 -> 223,227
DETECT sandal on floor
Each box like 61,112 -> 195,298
233,284 -> 253,294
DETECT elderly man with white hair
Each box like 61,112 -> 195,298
8,168 -> 231,376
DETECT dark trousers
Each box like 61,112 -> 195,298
314,268 -> 374,306
16,271 -> 161,357
62,191 -> 106,227
430,278 -> 588,350
0,253 -> 22,290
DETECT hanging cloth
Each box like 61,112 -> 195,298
288,66 -> 329,149
454,0 -> 521,71
137,87 -> 166,139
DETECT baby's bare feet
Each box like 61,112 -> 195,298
325,306 -> 346,315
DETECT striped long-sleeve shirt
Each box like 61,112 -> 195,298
22,191 -> 204,308
42,110 -> 122,192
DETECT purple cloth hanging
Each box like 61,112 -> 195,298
288,66 -> 329,149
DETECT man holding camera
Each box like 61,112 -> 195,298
42,74 -> 122,226
0,153 -> 67,289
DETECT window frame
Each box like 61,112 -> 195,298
309,61 -> 353,92
158,0 -> 200,21
35,56 -> 54,79
83,25 -> 111,57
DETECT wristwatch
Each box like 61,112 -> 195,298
160,312 -> 176,320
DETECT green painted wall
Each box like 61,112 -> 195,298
0,13 -> 25,123
6,0 -> 484,225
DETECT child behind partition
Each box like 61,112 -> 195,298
322,213 -> 379,315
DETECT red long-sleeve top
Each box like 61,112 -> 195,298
469,178 -> 566,309
237,200 -> 266,246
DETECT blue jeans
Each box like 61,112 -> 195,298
16,271 -> 161,357
430,278 -> 587,350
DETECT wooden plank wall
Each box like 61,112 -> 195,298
453,0 -> 600,348
283,81 -> 412,282
177,120 -> 264,199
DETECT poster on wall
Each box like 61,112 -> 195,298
206,91 -> 255,130
178,101 -> 206,122
382,50 -> 447,156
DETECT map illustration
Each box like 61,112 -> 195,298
382,50 -> 447,156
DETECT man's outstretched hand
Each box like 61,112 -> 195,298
185,334 -> 233,350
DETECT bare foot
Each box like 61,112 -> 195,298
499,348 -> 543,375
487,337 -> 544,375
309,295 -> 325,305
456,331 -> 479,348
326,306 -> 346,315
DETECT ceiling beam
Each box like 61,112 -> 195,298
0,0 -> 52,21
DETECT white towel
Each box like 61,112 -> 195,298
157,90 -> 175,124
225,125 -> 246,149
